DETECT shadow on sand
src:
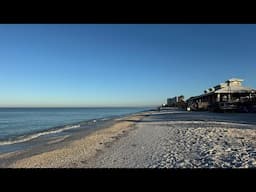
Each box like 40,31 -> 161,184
125,111 -> 256,126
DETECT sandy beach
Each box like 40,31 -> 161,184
2,111 -> 150,168
2,109 -> 256,168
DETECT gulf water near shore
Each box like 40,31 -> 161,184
2,109 -> 256,168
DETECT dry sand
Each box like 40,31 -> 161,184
83,110 -> 256,168
7,112 -> 149,168
4,110 -> 256,168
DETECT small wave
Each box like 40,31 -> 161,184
0,124 -> 80,146
0,120 -> 9,123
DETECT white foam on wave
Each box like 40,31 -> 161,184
0,124 -> 80,146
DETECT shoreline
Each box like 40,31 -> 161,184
0,108 -> 151,152
2,109 -> 256,168
0,110 -> 152,168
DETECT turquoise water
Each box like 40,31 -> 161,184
0,107 -> 151,145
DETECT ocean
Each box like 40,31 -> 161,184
0,107 -> 152,152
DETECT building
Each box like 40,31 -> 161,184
186,78 -> 256,112
167,95 -> 185,107
167,97 -> 178,106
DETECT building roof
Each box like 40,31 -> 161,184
214,86 -> 253,93
186,78 -> 255,102
226,78 -> 243,82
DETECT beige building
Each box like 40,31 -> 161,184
187,78 -> 256,112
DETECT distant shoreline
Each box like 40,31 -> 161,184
0,106 -> 157,109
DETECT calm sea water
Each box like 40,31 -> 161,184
0,107 -> 152,145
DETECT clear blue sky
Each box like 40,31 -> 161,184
0,24 -> 255,107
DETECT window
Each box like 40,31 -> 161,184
222,95 -> 228,102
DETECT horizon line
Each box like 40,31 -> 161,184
0,106 -> 157,108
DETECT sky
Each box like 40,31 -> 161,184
0,24 -> 255,107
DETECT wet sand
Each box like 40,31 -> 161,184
3,111 -> 150,168
3,109 -> 256,168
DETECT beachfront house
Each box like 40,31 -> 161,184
186,78 -> 256,112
